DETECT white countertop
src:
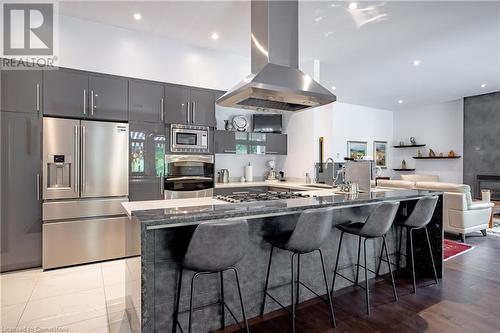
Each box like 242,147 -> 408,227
121,197 -> 226,216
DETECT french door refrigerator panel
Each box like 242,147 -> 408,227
81,120 -> 128,198
42,118 -> 80,200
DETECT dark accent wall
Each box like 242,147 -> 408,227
463,91 -> 500,197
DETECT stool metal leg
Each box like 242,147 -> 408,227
296,254 -> 301,305
220,271 -> 225,329
188,272 -> 201,333
383,236 -> 398,302
290,253 -> 297,333
397,226 -> 403,269
318,249 -> 336,328
331,231 -> 344,294
409,228 -> 417,294
260,245 -> 274,316
230,268 -> 250,333
424,226 -> 439,285
375,240 -> 384,278
355,236 -> 362,284
363,238 -> 370,315
173,267 -> 183,333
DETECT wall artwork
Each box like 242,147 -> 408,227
374,141 -> 388,168
347,141 -> 368,160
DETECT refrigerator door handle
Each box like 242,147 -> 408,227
36,83 -> 40,111
81,125 -> 86,193
74,125 -> 79,193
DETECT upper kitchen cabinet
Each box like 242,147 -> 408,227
1,69 -> 42,114
43,68 -> 89,118
214,130 -> 236,154
164,84 -> 215,126
88,74 -> 128,121
266,133 -> 287,155
164,84 -> 190,124
129,80 -> 165,123
190,88 -> 215,127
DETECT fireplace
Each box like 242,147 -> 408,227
476,175 -> 500,201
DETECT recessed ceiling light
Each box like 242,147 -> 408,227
211,32 -> 219,40
133,12 -> 142,21
349,3 -> 358,10
398,100 -> 404,104
412,60 -> 421,66
481,83 -> 487,88
331,86 -> 337,90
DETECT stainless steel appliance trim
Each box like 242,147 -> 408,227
164,188 -> 214,200
82,125 -> 86,193
90,90 -> 94,115
42,215 -> 139,269
165,176 -> 213,182
42,197 -> 129,221
160,98 -> 164,121
83,89 -> 87,115
36,83 -> 40,111
165,154 -> 214,164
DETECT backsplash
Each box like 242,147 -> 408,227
215,154 -> 286,182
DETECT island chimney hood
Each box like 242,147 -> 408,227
216,0 -> 336,112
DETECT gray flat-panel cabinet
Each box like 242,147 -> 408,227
129,80 -> 164,123
1,70 -> 42,113
214,130 -> 236,153
190,88 -> 215,127
89,75 -> 128,121
43,68 -> 89,118
266,133 -> 287,155
129,179 -> 163,201
164,84 -> 190,124
0,111 -> 42,272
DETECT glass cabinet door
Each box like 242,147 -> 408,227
130,123 -> 166,178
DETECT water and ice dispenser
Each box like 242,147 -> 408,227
46,154 -> 72,189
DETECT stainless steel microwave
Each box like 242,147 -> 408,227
170,124 -> 209,153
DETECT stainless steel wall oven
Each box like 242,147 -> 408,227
164,154 -> 214,199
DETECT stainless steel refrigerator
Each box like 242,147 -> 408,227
42,117 -> 138,269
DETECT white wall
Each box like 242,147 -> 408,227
59,15 -> 248,90
392,99 -> 463,183
283,103 -> 395,180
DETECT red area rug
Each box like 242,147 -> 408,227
444,239 -> 474,261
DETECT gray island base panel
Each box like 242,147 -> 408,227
125,190 -> 443,332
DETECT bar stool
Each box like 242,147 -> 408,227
331,202 -> 400,315
173,219 -> 250,333
388,195 -> 439,294
260,207 -> 336,333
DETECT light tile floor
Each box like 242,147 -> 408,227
1,259 -> 132,333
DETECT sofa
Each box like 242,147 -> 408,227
377,176 -> 494,242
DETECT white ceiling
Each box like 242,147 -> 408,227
60,0 -> 500,110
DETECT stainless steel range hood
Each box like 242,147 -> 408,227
216,0 -> 336,112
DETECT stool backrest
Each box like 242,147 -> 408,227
403,196 -> 439,228
286,206 -> 335,253
360,202 -> 400,237
183,219 -> 249,272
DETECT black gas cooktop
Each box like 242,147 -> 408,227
215,191 -> 310,203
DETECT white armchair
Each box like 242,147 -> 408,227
415,182 -> 494,242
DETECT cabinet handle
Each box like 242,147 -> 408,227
83,89 -> 87,115
224,150 -> 236,153
90,90 -> 95,116
160,98 -> 164,122
267,151 -> 278,154
192,102 -> 196,123
36,83 -> 40,111
36,173 -> 40,201
159,177 -> 163,196
186,102 -> 190,123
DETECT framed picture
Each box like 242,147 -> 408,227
347,141 -> 367,160
374,141 -> 388,168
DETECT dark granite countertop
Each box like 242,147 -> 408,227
133,190 -> 442,229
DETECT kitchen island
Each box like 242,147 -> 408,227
123,189 -> 443,333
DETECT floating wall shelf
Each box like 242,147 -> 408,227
412,156 -> 461,159
393,168 -> 416,171
393,144 -> 426,148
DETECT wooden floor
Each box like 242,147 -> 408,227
214,232 -> 500,333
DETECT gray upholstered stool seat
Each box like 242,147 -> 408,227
390,196 -> 439,294
261,207 -> 337,333
173,219 -> 250,333
331,201 -> 400,315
